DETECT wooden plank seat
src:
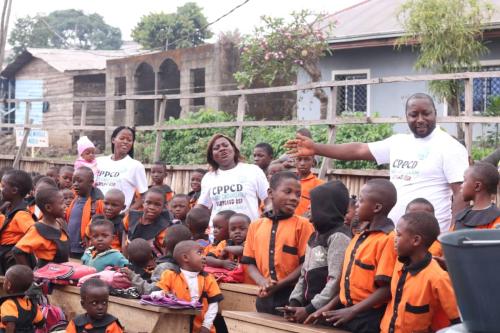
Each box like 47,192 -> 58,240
219,283 -> 259,312
49,285 -> 198,333
222,311 -> 349,333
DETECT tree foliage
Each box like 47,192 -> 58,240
234,11 -> 332,117
8,9 -> 122,58
131,2 -> 212,50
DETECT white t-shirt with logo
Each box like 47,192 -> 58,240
198,163 -> 269,226
368,127 -> 468,231
95,155 -> 148,209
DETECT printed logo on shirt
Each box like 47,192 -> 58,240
211,183 -> 246,211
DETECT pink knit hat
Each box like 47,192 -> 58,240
77,136 -> 95,156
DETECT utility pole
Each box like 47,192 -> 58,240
0,0 -> 13,70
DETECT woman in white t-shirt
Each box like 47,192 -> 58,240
197,134 -> 269,229
95,126 -> 148,209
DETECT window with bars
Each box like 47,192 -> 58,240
460,66 -> 500,113
333,72 -> 368,114
114,77 -> 126,110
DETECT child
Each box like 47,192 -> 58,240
126,238 -> 155,281
66,278 -> 123,333
154,240 -> 223,333
1,265 -> 44,332
188,169 -> 206,207
30,176 -> 58,220
14,187 -> 69,267
122,224 -> 192,295
170,194 -> 191,224
102,189 -> 126,250
285,181 -> 351,324
295,155 -> 324,216
344,195 -> 357,228
405,198 -> 443,258
46,166 -> 60,185
380,212 -> 460,333
74,136 -> 98,180
58,165 -> 74,190
123,188 -> 170,257
81,218 -> 129,272
186,206 -> 211,248
266,161 -> 284,183
242,171 -> 314,315
66,166 -> 104,259
0,170 -> 36,274
253,143 -> 274,173
150,161 -> 174,204
206,210 -> 236,269
61,188 -> 75,209
316,179 -> 398,332
454,162 -> 500,230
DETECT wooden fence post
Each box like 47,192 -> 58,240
13,101 -> 31,169
235,95 -> 246,147
79,101 -> 87,138
153,97 -> 167,162
464,78 -> 473,156
318,87 -> 337,180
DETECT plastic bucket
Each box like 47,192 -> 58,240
439,229 -> 500,333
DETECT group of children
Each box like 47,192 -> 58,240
0,131 -> 498,333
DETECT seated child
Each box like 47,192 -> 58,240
61,188 -> 75,209
380,212 -> 460,333
74,136 -> 98,180
295,155 -> 324,216
220,213 -> 250,260
186,206 -> 211,249
285,181 -> 351,323
58,166 -> 74,190
454,162 -> 500,230
122,224 -> 192,294
81,218 -> 129,272
14,187 -> 69,267
46,166 -> 60,186
150,161 -> 174,205
66,278 -> 123,333
99,189 -> 126,250
206,210 -> 236,269
126,238 -> 155,281
1,265 -> 44,332
123,188 -> 169,257
188,169 -> 206,207
154,240 -> 223,333
253,143 -> 274,173
315,179 -> 398,332
0,170 -> 36,274
170,194 -> 191,225
242,171 -> 314,315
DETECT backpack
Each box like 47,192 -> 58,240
34,295 -> 67,333
77,267 -> 131,290
203,265 -> 245,283
34,262 -> 96,285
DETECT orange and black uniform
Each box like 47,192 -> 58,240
295,173 -> 324,217
241,211 -> 314,314
66,187 -> 104,243
453,204 -> 500,230
0,296 -> 45,332
210,239 -> 254,284
338,218 -> 397,332
0,202 -> 36,274
66,314 -> 123,333
150,184 -> 174,204
188,190 -> 200,207
13,222 -> 69,267
123,210 -> 170,257
156,268 -> 223,333
380,253 -> 461,333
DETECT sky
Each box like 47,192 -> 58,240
7,0 -> 361,45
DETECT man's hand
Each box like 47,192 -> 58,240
284,306 -> 309,323
323,306 -> 358,327
285,134 -> 315,158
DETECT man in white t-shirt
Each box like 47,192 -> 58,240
286,93 -> 469,231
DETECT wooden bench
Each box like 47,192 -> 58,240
49,285 -> 198,333
219,283 -> 259,312
222,311 -> 349,333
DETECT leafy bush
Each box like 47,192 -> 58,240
136,110 -> 394,169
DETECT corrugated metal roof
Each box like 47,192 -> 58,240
322,0 -> 500,43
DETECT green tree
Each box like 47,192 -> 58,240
8,9 -> 122,58
131,2 -> 212,50
398,0 -> 494,139
234,11 -> 333,118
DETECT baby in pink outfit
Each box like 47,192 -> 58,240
74,136 -> 98,178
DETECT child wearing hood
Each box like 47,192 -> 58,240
284,181 -> 351,323
75,136 -> 98,180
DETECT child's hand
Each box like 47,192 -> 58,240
150,290 -> 165,300
258,278 -> 277,297
199,326 -> 210,333
304,308 -> 324,325
323,306 -> 358,327
221,260 -> 238,270
119,267 -> 134,280
284,306 -> 308,323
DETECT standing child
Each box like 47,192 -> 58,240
14,187 -> 69,267
66,278 -> 123,333
58,166 -> 74,190
100,189 -> 126,250
123,188 -> 170,257
295,155 -> 324,216
380,212 -> 460,333
1,265 -> 45,332
150,161 -> 174,205
170,194 -> 191,225
188,169 -> 206,207
61,188 -> 75,209
242,171 -> 314,315
206,210 -> 236,269
154,240 -> 224,333
46,166 -> 60,186
0,170 -> 35,274
66,167 -> 104,259
81,219 -> 129,272
186,206 -> 211,249
74,136 -> 98,180
253,143 -> 274,173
